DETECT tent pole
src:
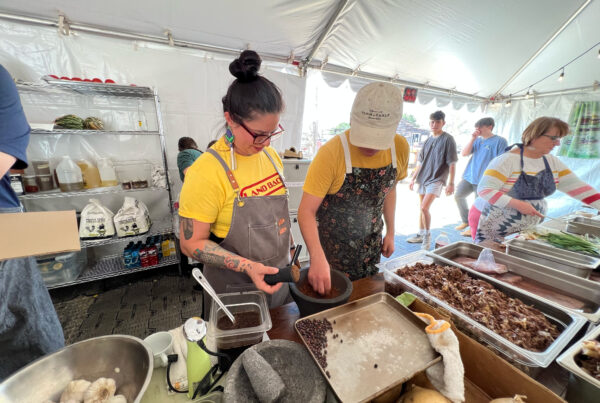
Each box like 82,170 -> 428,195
0,11 -> 291,65
492,0 -> 593,98
302,0 -> 349,70
510,84 -> 599,101
318,65 -> 487,102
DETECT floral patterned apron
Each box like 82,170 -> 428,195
316,134 -> 397,280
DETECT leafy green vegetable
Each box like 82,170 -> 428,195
536,231 -> 600,256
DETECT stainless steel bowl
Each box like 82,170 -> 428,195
0,335 -> 153,403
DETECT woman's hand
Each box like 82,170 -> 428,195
509,199 -> 544,217
382,232 -> 395,258
409,179 -> 416,191
245,261 -> 283,294
307,255 -> 331,295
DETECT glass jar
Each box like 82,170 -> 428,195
36,174 -> 55,191
23,175 -> 39,193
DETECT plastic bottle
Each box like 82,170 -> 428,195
168,235 -> 176,256
97,158 -> 119,187
76,159 -> 102,189
434,232 -> 451,249
56,156 -> 84,192
162,236 -> 171,257
130,243 -> 140,268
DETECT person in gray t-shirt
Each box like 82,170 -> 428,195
407,110 -> 457,249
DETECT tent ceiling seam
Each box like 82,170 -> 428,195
301,0 -> 349,70
492,0 -> 593,98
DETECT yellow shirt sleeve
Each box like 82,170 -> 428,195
179,151 -> 228,224
303,132 -> 410,197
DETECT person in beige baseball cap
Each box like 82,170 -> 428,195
298,82 -> 409,295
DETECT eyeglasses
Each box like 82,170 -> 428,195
541,134 -> 562,142
238,120 -> 284,144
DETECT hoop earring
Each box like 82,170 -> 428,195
225,127 -> 234,145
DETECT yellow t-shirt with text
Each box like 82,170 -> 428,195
303,131 -> 409,198
179,137 -> 286,238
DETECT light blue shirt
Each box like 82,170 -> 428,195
462,135 -> 507,185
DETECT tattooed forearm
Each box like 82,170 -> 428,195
192,241 -> 252,273
180,216 -> 194,240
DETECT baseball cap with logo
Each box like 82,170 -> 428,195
349,82 -> 403,150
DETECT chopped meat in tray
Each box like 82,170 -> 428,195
397,262 -> 560,352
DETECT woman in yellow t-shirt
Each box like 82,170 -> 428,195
298,82 -> 409,294
178,51 -> 293,315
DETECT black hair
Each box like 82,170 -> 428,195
207,140 -> 217,149
430,110 -> 445,121
222,50 -> 284,123
475,117 -> 495,129
178,136 -> 198,152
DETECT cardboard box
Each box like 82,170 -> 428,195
411,299 -> 566,402
372,298 -> 566,402
0,210 -> 80,260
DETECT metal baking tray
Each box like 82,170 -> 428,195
566,216 -> 600,238
556,323 -> 600,402
505,238 -> 599,278
380,250 -> 587,369
432,242 -> 600,323
294,293 -> 441,403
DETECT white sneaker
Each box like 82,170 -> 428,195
407,234 -> 423,243
421,234 -> 431,250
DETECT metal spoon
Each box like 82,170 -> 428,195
192,268 -> 235,324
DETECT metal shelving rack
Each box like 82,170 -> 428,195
17,79 -> 180,287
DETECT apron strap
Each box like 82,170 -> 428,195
207,148 -> 241,193
542,155 -> 552,173
390,137 -> 397,169
261,149 -> 288,188
339,133 -> 353,174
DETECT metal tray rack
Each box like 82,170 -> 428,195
505,238 -> 599,278
295,293 -> 441,403
556,323 -> 600,402
432,242 -> 600,323
379,250 -> 587,369
566,216 -> 600,238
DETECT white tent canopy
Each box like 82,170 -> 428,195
1,0 -> 598,101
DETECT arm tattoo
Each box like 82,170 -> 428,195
192,241 -> 253,273
181,216 -> 194,240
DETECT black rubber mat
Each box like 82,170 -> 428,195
50,265 -> 203,345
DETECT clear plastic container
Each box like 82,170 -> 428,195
36,250 -> 87,286
36,174 -> 55,191
208,291 -> 271,369
114,160 -> 152,190
434,231 -> 450,249
97,158 -> 118,187
32,160 -> 51,175
56,156 -> 84,192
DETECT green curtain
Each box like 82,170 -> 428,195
558,101 -> 600,158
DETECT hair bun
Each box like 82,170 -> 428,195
229,50 -> 262,83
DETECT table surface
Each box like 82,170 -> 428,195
267,274 -> 386,342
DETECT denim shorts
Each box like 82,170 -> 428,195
418,181 -> 444,197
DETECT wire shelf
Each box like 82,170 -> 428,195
31,129 -> 160,136
80,225 -> 174,249
47,253 -> 180,290
19,186 -> 167,200
16,79 -> 155,98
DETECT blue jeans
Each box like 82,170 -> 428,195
454,179 -> 478,224
0,205 -> 64,380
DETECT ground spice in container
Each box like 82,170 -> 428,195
297,277 -> 342,299
216,310 -> 261,330
297,318 -> 333,369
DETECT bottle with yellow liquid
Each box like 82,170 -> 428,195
76,159 -> 102,189
97,158 -> 119,187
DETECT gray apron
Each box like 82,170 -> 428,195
0,205 -> 64,381
202,149 -> 291,319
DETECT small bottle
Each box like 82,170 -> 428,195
154,235 -> 163,260
140,246 -> 149,267
168,235 -> 176,256
434,232 -> 451,249
162,236 -> 171,257
130,243 -> 140,268
123,245 -> 132,269
147,244 -> 158,266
